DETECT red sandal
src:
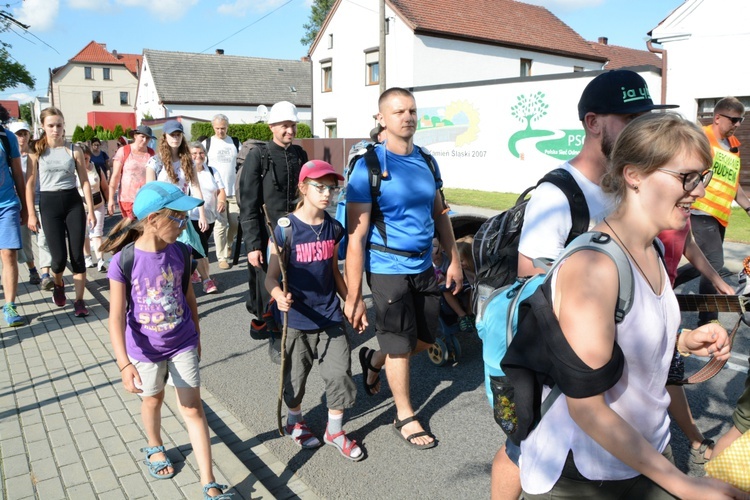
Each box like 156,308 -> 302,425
324,427 -> 364,461
284,421 -> 321,449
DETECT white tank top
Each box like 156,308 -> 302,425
520,257 -> 679,494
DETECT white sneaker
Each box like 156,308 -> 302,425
97,260 -> 107,272
85,256 -> 94,268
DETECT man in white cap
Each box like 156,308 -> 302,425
238,101 -> 309,338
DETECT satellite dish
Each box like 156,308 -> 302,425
257,105 -> 268,123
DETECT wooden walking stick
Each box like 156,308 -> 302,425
263,205 -> 289,436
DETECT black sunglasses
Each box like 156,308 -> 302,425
719,113 -> 744,125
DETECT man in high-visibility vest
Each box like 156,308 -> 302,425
685,96 -> 747,325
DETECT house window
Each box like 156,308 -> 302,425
321,60 -> 332,92
103,68 -> 111,80
365,50 -> 379,86
92,91 -> 102,105
84,67 -> 92,79
573,66 -> 584,72
324,120 -> 337,138
328,33 -> 333,49
120,92 -> 129,105
520,58 -> 532,77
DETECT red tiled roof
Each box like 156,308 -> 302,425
0,100 -> 20,118
68,41 -> 141,77
388,0 -> 606,62
589,40 -> 662,69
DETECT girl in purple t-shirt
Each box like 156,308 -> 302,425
265,160 -> 366,461
101,182 -> 232,499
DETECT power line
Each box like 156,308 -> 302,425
198,0 -> 295,54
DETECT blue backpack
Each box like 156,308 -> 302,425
476,231 -> 636,444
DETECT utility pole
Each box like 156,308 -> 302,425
379,0 -> 386,94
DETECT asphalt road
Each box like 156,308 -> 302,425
91,207 -> 750,499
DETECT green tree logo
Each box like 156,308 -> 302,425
511,92 -> 549,130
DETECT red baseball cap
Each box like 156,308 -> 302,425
299,160 -> 345,183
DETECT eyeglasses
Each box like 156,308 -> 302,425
191,152 -> 206,156
719,114 -> 744,125
305,180 -> 341,194
167,215 -> 188,228
656,168 -> 713,191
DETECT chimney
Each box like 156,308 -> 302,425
598,37 -> 608,45
112,50 -> 118,58
216,49 -> 225,55
300,56 -> 311,62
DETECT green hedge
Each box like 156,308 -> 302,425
191,122 -> 312,142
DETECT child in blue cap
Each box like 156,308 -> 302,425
101,181 -> 233,499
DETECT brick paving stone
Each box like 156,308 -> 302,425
30,456 -> 59,482
84,405 -> 108,424
65,483 -> 97,500
52,443 -> 80,467
39,401 -> 62,416
148,477 -> 184,500
4,471 -> 34,500
21,422 -> 46,444
117,422 -> 145,443
19,407 -> 42,426
42,412 -> 67,431
109,408 -> 135,427
80,447 -> 107,472
33,477 -> 66,500
27,438 -> 53,462
47,427 -> 74,448
98,435 -> 128,456
120,472 -> 154,499
59,462 -> 88,487
109,452 -> 140,477
73,429 -> 101,452
88,466 -> 121,494
1,436 -> 25,458
100,396 -> 126,414
3,453 -> 30,477
92,420 -> 118,440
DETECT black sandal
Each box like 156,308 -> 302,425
359,347 -> 381,396
393,416 -> 436,450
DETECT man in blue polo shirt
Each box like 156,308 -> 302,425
0,112 -> 30,326
345,87 -> 462,449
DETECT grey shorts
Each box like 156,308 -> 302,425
367,268 -> 441,355
130,348 -> 200,397
283,323 -> 356,410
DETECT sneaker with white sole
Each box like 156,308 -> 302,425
202,279 -> 218,294
85,256 -> 95,268
74,300 -> 89,317
41,274 -> 54,291
3,303 -> 26,327
191,270 -> 201,284
53,284 -> 66,307
97,259 -> 107,272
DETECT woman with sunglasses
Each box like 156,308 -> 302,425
519,113 -> 746,499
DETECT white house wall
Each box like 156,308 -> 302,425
651,0 -> 750,119
411,36 -> 602,87
311,0 -> 606,140
51,63 -> 138,131
135,55 -> 162,122
163,105 -> 312,125
411,69 -> 663,193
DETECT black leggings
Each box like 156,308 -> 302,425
40,188 -> 86,274
190,220 -> 215,259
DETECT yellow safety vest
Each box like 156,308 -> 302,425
692,125 -> 742,227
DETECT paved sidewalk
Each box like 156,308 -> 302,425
0,268 -> 313,499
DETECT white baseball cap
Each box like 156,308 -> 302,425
267,101 -> 298,125
8,122 -> 30,134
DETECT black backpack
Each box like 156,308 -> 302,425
472,168 -> 589,315
335,143 -> 448,260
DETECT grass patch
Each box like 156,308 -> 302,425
445,188 -> 750,244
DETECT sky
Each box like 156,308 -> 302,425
1,0 -> 684,103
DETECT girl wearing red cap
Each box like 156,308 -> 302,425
265,160 -> 367,461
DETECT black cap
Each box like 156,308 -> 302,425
370,124 -> 384,142
577,70 -> 678,120
129,125 -> 155,139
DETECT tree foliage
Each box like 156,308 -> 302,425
20,102 -> 32,125
300,0 -> 335,48
0,12 -> 35,91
